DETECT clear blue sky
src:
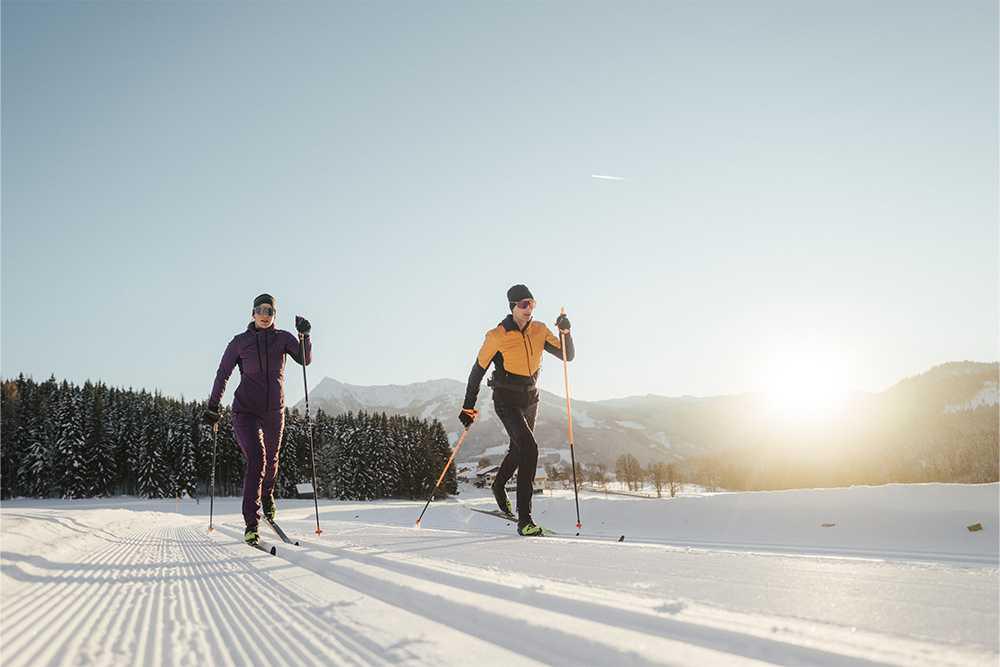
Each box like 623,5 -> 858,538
3,1 -> 997,405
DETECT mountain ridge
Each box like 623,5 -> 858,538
294,361 -> 998,470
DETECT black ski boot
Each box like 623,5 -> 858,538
491,479 -> 515,518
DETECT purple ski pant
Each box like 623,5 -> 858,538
233,410 -> 285,529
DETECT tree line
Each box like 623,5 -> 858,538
0,375 -> 457,501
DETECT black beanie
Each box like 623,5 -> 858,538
507,284 -> 534,309
253,293 -> 276,308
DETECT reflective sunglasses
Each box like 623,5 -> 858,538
511,299 -> 535,310
253,305 -> 276,317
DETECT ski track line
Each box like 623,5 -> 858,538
383,514 -> 1000,567
278,524 -> 996,667
3,516 -> 391,667
198,523 -> 437,666
184,532 -> 331,667
221,526 -> 902,667
1,523 -> 144,662
363,520 -> 1000,626
181,530 -> 310,666
198,526 -> 447,667
0,517 -> 126,619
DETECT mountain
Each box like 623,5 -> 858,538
294,362 -> 999,478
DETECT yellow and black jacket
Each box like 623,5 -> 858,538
463,314 -> 575,409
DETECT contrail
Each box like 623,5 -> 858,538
591,174 -> 625,181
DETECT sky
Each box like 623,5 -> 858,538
2,1 -> 997,406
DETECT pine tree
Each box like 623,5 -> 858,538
428,420 -> 457,497
276,408 -> 302,498
135,394 -> 169,498
169,402 -> 196,498
54,382 -> 88,498
330,411 -> 378,500
1,378 -> 22,499
83,382 -> 116,496
17,379 -> 53,497
316,411 -> 340,498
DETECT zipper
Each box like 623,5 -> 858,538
521,326 -> 533,374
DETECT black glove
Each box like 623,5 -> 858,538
295,315 -> 311,335
458,408 -> 478,428
202,408 -> 221,425
555,314 -> 571,332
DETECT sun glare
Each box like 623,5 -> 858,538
761,335 -> 851,423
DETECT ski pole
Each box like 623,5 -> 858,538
300,333 -> 323,535
209,421 -> 218,532
415,427 -> 470,528
559,306 -> 582,530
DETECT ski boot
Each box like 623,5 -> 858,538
517,516 -> 544,537
244,526 -> 260,546
492,480 -> 515,519
262,494 -> 276,523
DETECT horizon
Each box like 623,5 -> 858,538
5,357 -> 997,407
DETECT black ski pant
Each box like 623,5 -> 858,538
492,390 -> 539,522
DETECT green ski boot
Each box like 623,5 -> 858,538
517,518 -> 545,537
244,526 -> 260,546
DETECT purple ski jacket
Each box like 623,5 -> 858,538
209,322 -> 312,415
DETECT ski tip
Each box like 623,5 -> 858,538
618,535 -> 625,542
294,541 -> 300,546
576,532 -> 580,536
270,546 -> 277,555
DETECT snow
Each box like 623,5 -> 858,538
571,407 -> 598,428
651,431 -> 673,448
944,381 -> 999,413
2,483 -> 997,666
615,420 -> 646,430
310,377 -> 464,410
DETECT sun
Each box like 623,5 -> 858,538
760,334 -> 851,424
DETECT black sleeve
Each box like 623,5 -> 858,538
544,332 -> 575,362
463,360 -> 488,409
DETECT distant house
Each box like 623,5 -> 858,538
476,465 -> 547,494
456,465 -> 476,483
474,465 -> 501,488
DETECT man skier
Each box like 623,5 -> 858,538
203,294 -> 312,546
459,284 -> 574,536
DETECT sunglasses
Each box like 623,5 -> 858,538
511,299 -> 535,310
253,305 -> 276,317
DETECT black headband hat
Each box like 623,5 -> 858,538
507,284 -> 534,310
253,293 -> 276,309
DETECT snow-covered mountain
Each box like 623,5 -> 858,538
294,362 -> 999,470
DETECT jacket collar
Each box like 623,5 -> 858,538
500,314 -> 531,333
246,322 -> 276,335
